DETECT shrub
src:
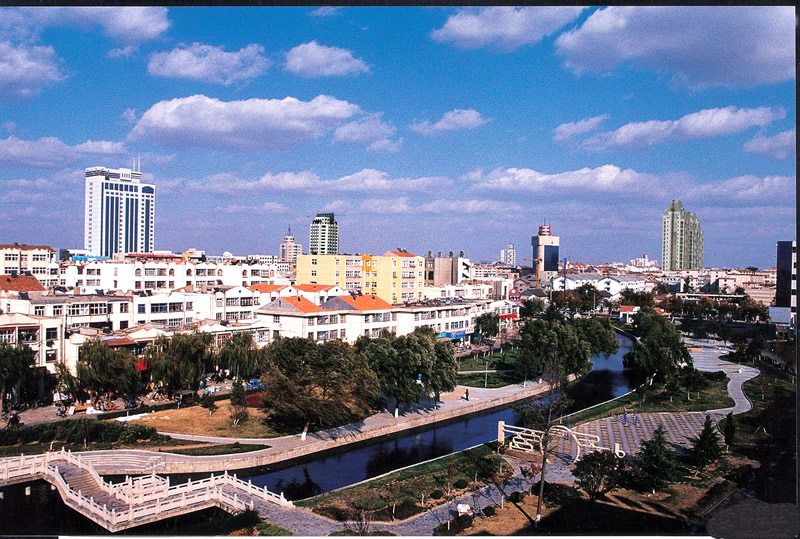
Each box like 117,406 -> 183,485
233,441 -> 241,449
454,479 -> 469,489
482,506 -> 496,517
509,491 -> 526,503
430,489 -> 444,500
456,514 -> 473,528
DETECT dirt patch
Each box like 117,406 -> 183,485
128,400 -> 277,439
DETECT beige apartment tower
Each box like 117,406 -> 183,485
662,200 -> 703,271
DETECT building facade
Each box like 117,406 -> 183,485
84,166 -> 156,257
500,242 -> 516,266
309,213 -> 339,255
662,200 -> 703,271
279,225 -> 303,263
531,224 -> 560,286
775,240 -> 797,326
0,244 -> 58,285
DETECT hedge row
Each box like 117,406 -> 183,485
0,418 -> 159,446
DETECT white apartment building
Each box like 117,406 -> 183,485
309,213 -> 339,255
0,244 -> 59,286
551,273 -> 604,291
596,275 -> 647,297
84,166 -> 155,257
500,242 -> 516,266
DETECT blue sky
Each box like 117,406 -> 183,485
0,6 -> 795,268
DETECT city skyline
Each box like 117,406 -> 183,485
0,6 -> 795,268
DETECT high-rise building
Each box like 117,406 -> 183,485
309,213 -> 339,255
775,240 -> 796,318
84,166 -> 155,257
531,224 -> 559,286
279,225 -> 302,264
500,242 -> 516,266
662,200 -> 703,271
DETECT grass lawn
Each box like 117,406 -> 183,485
127,400 -> 281,439
457,349 -> 519,372
457,371 -> 522,388
296,443 -> 507,521
568,374 -> 734,426
163,442 -> 268,456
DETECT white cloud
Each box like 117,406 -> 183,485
309,7 -> 342,17
0,41 -> 63,98
223,202 -> 289,214
322,200 -> 349,212
128,94 -> 361,151
73,140 -> 127,154
148,43 -> 270,85
431,6 -> 585,51
743,129 -> 796,160
285,41 -> 369,77
186,168 -> 449,195
556,6 -> 795,89
553,114 -> 609,142
122,108 -> 138,123
0,190 -> 44,204
688,175 -> 796,203
0,136 -> 127,167
468,164 -> 663,196
107,45 -> 137,59
360,197 -> 411,214
329,169 -> 448,192
584,106 -> 785,151
2,121 -> 15,133
333,113 -> 400,153
10,7 -> 170,43
420,199 -> 521,214
410,109 -> 489,136
0,136 -> 72,167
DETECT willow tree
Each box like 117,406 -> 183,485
0,344 -> 35,414
145,331 -> 214,397
262,337 -> 378,439
217,331 -> 261,380
77,339 -> 140,401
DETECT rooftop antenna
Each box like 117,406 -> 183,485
137,155 -> 141,172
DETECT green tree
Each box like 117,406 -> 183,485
0,344 -> 35,413
199,392 -> 217,416
620,289 -> 655,309
690,415 -> 722,472
263,337 -> 378,438
229,379 -> 247,425
723,411 -> 736,448
217,331 -> 261,380
366,332 -> 425,418
634,425 -> 682,492
519,298 -> 544,319
573,450 -> 626,502
77,339 -> 140,401
145,332 -> 213,397
474,312 -> 500,341
573,283 -> 600,311
623,308 -> 692,383
421,334 -> 457,405
746,333 -> 766,360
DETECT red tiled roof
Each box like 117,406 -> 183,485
278,296 -> 322,313
619,305 -> 639,313
336,294 -> 393,311
294,283 -> 335,292
0,274 -> 45,292
249,284 -> 287,293
104,337 -> 137,347
0,244 -> 55,252
383,250 -> 417,258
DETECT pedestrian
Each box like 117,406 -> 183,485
465,388 -> 469,401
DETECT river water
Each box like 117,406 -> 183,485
0,335 -> 633,533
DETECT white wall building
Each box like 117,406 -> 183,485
84,166 -> 155,257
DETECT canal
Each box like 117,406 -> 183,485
243,334 -> 633,500
0,335 -> 633,532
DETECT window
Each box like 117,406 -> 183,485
151,303 -> 168,313
52,305 -> 63,316
311,270 -> 317,277
34,306 -> 45,316
67,303 -> 89,316
185,301 -> 193,310
89,303 -> 108,315
169,302 -> 183,312
226,297 -> 239,306
45,327 -> 58,340
311,258 -> 318,266
119,303 -> 128,313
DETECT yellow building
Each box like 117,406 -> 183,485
296,250 -> 425,304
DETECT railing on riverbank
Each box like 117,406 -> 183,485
0,448 -> 293,532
